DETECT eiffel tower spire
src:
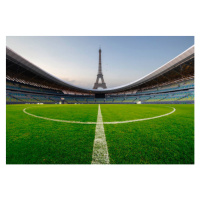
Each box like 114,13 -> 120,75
93,48 -> 107,89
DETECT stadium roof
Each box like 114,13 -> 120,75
6,45 -> 194,94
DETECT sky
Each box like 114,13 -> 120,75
6,36 -> 194,89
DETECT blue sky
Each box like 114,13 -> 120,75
6,36 -> 194,89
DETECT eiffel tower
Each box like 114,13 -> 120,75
93,48 -> 107,89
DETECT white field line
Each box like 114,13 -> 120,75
91,105 -> 109,164
103,106 -> 176,124
23,106 -> 176,125
23,107 -> 96,124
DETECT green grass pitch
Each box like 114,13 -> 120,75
6,104 -> 194,164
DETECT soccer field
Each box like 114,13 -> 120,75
6,104 -> 194,164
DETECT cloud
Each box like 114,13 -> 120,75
59,77 -> 93,89
60,77 -> 76,84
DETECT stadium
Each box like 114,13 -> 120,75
6,44 -> 194,164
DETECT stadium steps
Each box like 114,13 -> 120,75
76,99 -> 87,103
159,96 -> 168,101
133,98 -> 139,102
143,96 -> 152,102
6,94 -> 18,102
178,94 -> 190,101
9,94 -> 24,102
51,97 -> 61,103
105,99 -> 114,103
146,96 -> 155,102
45,97 -> 54,103
31,97 -> 41,102
48,97 -> 57,103
74,99 -> 79,103
64,98 -> 77,103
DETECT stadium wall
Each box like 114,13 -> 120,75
142,101 -> 194,104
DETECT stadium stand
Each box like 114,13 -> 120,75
6,46 -> 194,105
6,81 -> 194,104
6,80 -> 63,95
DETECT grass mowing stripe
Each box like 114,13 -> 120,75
91,105 -> 109,164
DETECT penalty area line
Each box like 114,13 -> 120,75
91,104 -> 110,164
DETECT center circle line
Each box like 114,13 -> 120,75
23,106 -> 176,125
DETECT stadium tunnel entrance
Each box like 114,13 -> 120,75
95,93 -> 105,98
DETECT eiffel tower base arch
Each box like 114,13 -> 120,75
93,83 -> 107,89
